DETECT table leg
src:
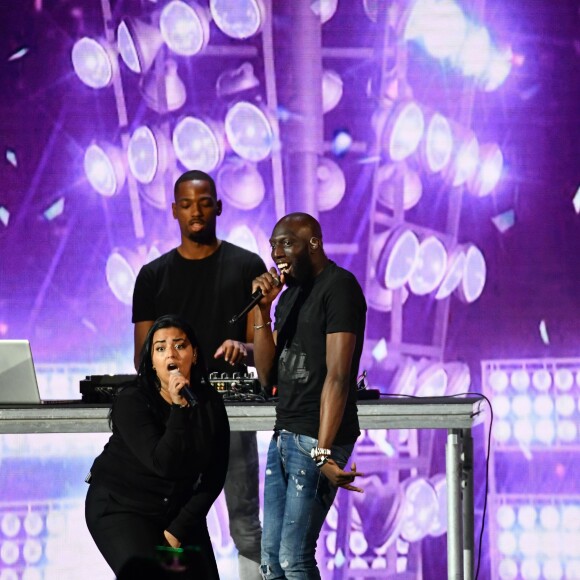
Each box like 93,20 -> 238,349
462,428 -> 474,580
446,429 -> 464,579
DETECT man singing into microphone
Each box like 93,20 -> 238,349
252,212 -> 367,579
132,170 -> 266,579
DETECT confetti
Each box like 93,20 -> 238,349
372,337 -> 388,362
8,47 -> 29,62
82,318 -> 98,333
6,149 -> 17,167
331,129 -> 352,156
0,206 -> 9,226
491,209 -> 515,233
539,319 -> 550,345
572,185 -> 580,214
43,198 -> 65,221
357,155 -> 381,165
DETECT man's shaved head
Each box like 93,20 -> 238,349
274,212 -> 322,241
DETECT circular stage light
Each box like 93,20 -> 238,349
400,477 -> 438,542
210,0 -> 266,39
448,132 -> 479,187
217,158 -> 265,210
128,126 -> 172,185
84,143 -> 126,197
416,363 -> 448,397
173,116 -> 225,173
106,250 -> 142,305
322,69 -> 343,113
71,37 -> 117,89
317,157 -> 346,211
469,143 -> 503,197
409,236 -> 447,295
493,395 -> 510,419
224,101 -> 274,162
161,1 -> 210,56
376,162 -> 423,211
456,244 -> 486,303
489,370 -> 509,392
512,394 -> 532,418
497,505 -> 516,529
493,420 -> 511,443
376,227 -> 420,290
383,101 -> 425,161
511,369 -> 530,392
422,112 -> 453,173
554,368 -> 574,391
117,17 -> 163,75
532,369 -> 552,392
435,247 -> 465,300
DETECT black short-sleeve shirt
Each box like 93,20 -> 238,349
132,241 -> 266,374
273,261 -> 367,444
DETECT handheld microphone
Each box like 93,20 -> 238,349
169,368 -> 198,407
228,274 -> 281,324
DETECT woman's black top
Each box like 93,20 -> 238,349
88,381 -> 230,544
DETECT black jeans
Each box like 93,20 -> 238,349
85,484 -> 219,579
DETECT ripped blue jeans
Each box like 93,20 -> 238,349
260,430 -> 354,580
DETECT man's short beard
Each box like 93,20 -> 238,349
187,230 -> 215,244
289,257 -> 314,285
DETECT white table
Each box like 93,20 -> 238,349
0,396 -> 484,580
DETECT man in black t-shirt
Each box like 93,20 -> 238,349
252,213 -> 367,579
132,170 -> 266,580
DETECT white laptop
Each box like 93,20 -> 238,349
0,339 -> 80,405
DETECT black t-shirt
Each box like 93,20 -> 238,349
132,241 -> 266,374
273,261 -> 367,445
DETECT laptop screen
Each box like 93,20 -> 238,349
0,340 -> 42,404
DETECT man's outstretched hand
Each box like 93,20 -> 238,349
214,339 -> 247,365
321,460 -> 364,492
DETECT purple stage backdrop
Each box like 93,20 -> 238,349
1,1 -> 580,579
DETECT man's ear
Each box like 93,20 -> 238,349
216,200 -> 223,216
309,237 -> 320,250
171,202 -> 177,219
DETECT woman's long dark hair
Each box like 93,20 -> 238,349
110,315 -> 210,428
